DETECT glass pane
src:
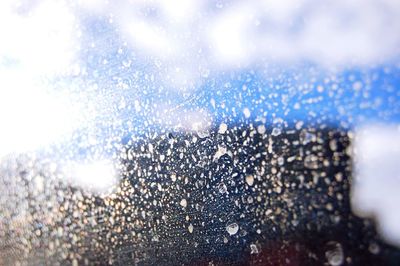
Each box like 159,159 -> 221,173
1,1 -> 400,265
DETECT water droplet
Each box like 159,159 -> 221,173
353,81 -> 363,90
122,59 -> 131,68
325,241 -> 344,266
213,146 -> 227,160
180,198 -> 187,208
171,173 -> 177,182
304,154 -> 319,169
300,131 -> 315,144
271,127 -> 281,136
257,125 -> 266,134
247,196 -> 254,203
218,123 -> 228,134
226,223 -> 239,236
188,224 -> 194,233
218,182 -> 227,194
245,175 -> 254,186
197,130 -> 210,138
250,244 -> 259,254
295,121 -> 304,130
134,100 -> 141,112
369,242 -> 380,254
243,108 -> 251,118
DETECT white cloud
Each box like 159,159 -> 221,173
71,0 -> 400,92
83,0 -> 400,69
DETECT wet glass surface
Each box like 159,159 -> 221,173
1,1 -> 400,265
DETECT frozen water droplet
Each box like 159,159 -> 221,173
226,223 -> 239,235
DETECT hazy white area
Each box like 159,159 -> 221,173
0,0 -> 78,75
63,158 -> 118,194
352,124 -> 400,247
0,0 -> 81,157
